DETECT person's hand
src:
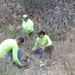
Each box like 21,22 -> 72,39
18,65 -> 23,69
42,46 -> 47,51
18,64 -> 28,69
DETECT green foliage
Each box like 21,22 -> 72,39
8,25 -> 14,33
5,24 -> 19,38
8,26 -> 17,38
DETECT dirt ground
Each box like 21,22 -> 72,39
0,28 -> 75,75
19,28 -> 75,75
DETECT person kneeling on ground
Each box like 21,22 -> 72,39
16,14 -> 34,36
0,36 -> 25,68
32,30 -> 53,58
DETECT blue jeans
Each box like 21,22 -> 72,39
34,48 -> 43,58
6,48 -> 22,67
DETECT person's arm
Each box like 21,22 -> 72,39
27,23 -> 34,32
27,24 -> 34,35
32,38 -> 39,51
42,36 -> 53,50
18,26 -> 22,29
17,21 -> 26,31
46,36 -> 53,47
22,21 -> 27,29
12,47 -> 23,67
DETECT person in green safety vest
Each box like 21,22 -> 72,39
32,30 -> 53,58
17,14 -> 34,36
0,36 -> 25,68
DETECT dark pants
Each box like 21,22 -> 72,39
34,48 -> 43,58
29,32 -> 34,36
44,45 -> 54,58
6,48 -> 22,67
34,45 -> 54,58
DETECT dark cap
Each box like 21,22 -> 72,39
37,30 -> 45,35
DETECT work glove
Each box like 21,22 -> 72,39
18,64 -> 28,69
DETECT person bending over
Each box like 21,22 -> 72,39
0,36 -> 25,68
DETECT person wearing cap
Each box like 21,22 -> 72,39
32,30 -> 53,58
0,36 -> 25,68
17,14 -> 34,36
